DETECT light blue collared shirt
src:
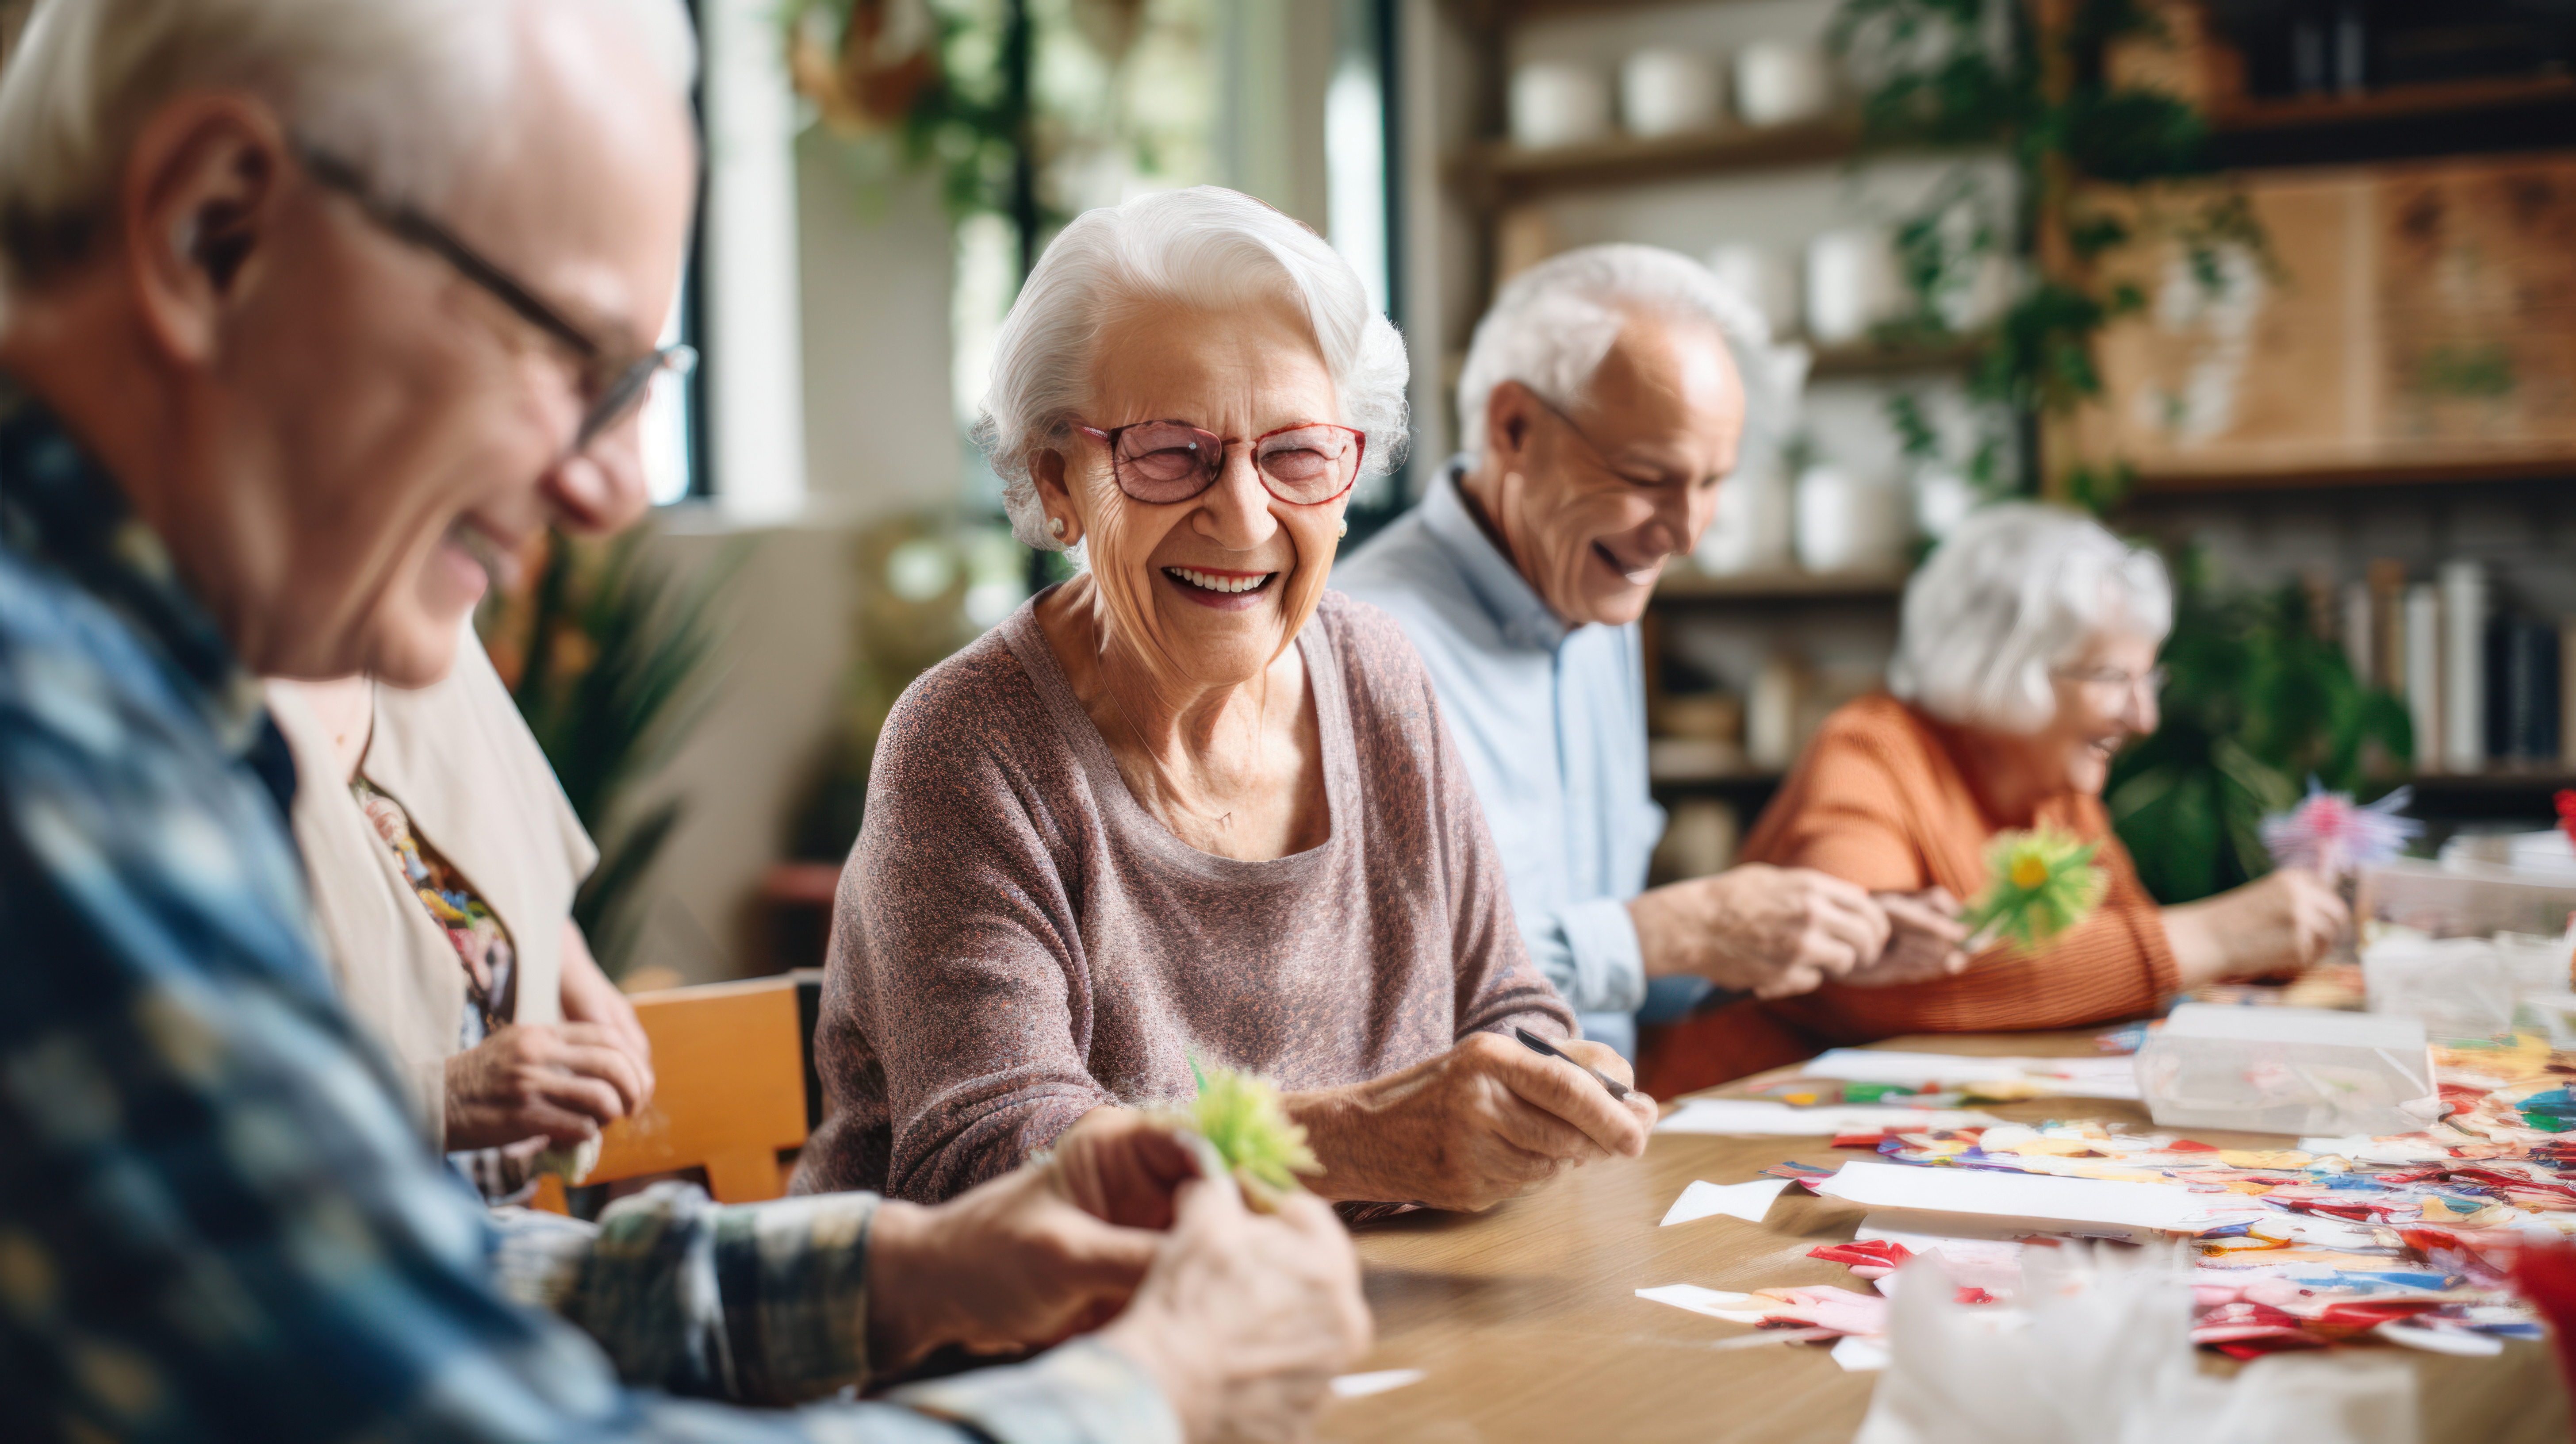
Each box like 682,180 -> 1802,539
1334,463 -> 1666,1053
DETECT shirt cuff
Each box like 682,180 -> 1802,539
562,1182 -> 880,1407
1547,897 -> 1648,1014
887,1336 -> 1184,1444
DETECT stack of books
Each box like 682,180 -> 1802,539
2341,559 -> 2571,772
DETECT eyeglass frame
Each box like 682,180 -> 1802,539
1523,389 -> 1717,493
296,145 -> 694,452
1073,418 -> 1368,507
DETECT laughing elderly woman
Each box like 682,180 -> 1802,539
795,187 -> 1654,1211
1639,504 -> 2349,1095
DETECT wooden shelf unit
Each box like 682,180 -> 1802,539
1461,118 -> 1860,203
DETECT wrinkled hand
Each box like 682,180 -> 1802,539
1629,863 -> 1891,999
2166,866 -> 2348,986
443,1022 -> 651,1150
1054,1105 -> 1205,1232
865,1149 -> 1172,1371
1101,1175 -> 1372,1444
1842,888 -> 1971,987
1293,1030 -> 1655,1213
557,920 -> 653,1079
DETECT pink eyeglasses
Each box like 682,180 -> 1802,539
1076,419 -> 1366,506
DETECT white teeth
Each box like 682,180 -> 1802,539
1167,567 -> 1273,595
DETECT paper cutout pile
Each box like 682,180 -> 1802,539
1640,1033 -> 2576,1369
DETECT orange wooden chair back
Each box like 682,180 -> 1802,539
529,975 -> 808,1212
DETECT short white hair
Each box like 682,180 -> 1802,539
1455,242 -> 1786,469
1889,503 -> 2173,734
975,185 -> 1411,552
0,0 -> 697,282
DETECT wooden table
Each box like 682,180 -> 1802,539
1316,1033 -> 2568,1444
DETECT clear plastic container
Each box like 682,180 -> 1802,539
2135,1004 -> 2438,1136
2352,860 -> 2576,1033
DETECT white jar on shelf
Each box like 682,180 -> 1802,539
1805,227 -> 1907,346
1794,465 -> 1908,575
1705,242 -> 1801,340
1510,63 -> 1612,150
1697,461 -> 1794,575
1734,42 -> 1836,128
1619,48 -> 1723,139
1912,466 -> 1979,542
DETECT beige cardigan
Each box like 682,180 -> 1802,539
266,636 -> 598,1147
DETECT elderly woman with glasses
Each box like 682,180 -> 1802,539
1638,504 -> 2348,1095
794,187 -> 1655,1212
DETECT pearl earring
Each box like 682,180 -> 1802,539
1048,516 -> 1067,539
1337,518 -> 1349,539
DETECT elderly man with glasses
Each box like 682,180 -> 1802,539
0,2 -> 1366,1441
1335,245 -> 1976,1064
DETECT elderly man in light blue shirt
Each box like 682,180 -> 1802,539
1337,245 -> 1965,1059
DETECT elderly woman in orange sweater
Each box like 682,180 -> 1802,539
1639,504 -> 2347,1095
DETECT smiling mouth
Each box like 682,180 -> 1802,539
1165,567 -> 1277,595
447,518 -> 527,593
1593,542 -> 1660,586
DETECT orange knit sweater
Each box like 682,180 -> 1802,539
1635,693 -> 2178,1097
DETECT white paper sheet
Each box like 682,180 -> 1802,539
1831,1334 -> 1890,1371
1812,1161 -> 2265,1234
1655,1098 -> 2005,1137
1798,1049 -> 2141,1100
1634,1283 -> 1755,1319
1329,1369 -> 1427,1398
1660,1177 -> 1792,1226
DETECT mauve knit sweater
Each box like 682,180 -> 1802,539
793,589 -> 1576,1203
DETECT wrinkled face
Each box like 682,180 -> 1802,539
2027,628 -> 2164,795
1481,313 -> 1744,628
215,9 -> 694,684
1039,296 -> 1349,693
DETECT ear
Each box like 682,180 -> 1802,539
1031,447 -> 1082,546
1485,380 -> 1540,468
121,94 -> 294,366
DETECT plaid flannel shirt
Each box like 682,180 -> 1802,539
0,379 -> 1177,1444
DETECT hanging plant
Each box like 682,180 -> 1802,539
1832,0 -> 2266,505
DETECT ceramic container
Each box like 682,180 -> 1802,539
1793,464 -> 1908,575
1705,242 -> 1801,339
1510,62 -> 1612,150
1619,48 -> 1723,138
1805,227 -> 1907,346
1734,42 -> 1835,127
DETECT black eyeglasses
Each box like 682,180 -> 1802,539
298,146 -> 693,451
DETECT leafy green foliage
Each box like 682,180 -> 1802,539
1831,0 -> 2250,497
490,531 -> 740,976
2105,554 -> 2413,904
1960,827 -> 2108,952
1169,1056 -> 1321,1211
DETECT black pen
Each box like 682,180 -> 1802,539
1514,1025 -> 1632,1100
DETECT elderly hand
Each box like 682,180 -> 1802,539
864,1146 -> 1172,1371
1100,1177 -> 1372,1444
444,1022 -> 652,1150
556,920 -> 654,1084
1629,863 -> 1891,999
1841,888 -> 1972,987
1288,1030 -> 1655,1212
2162,866 -> 2348,987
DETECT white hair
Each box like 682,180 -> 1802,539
975,185 -> 1411,552
1889,502 -> 2174,734
1455,242 -> 1788,469
0,0 -> 697,282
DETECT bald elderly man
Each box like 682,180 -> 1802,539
1336,245 -> 1969,1060
0,1 -> 1364,1440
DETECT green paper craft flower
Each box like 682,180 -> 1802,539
1959,827 -> 2108,954
1165,1057 -> 1322,1212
